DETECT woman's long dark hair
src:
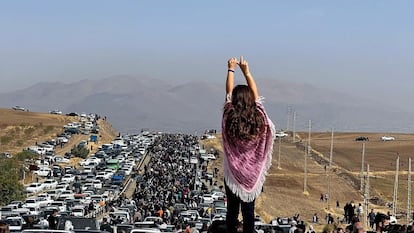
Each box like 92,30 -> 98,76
224,85 -> 265,142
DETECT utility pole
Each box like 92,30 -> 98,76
286,106 -> 291,131
393,156 -> 400,216
364,164 -> 370,230
329,128 -> 334,167
303,144 -> 307,194
278,136 -> 281,169
327,128 -> 334,210
308,120 -> 311,154
360,143 -> 365,193
292,111 -> 297,143
407,158 -> 412,224
304,120 -> 311,193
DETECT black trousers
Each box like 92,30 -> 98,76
225,184 -> 255,233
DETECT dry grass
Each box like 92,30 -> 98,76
202,132 -> 413,231
0,109 -> 79,154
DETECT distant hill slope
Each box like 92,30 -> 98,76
0,108 -> 118,155
1,75 -> 414,133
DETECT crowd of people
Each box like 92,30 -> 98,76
101,133 -> 220,232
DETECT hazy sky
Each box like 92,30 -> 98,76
1,1 -> 413,110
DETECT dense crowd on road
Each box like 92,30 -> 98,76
130,134 -> 222,229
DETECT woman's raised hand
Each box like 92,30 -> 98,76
238,56 -> 250,75
228,57 -> 238,70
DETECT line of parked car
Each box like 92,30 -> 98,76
0,130 -> 157,232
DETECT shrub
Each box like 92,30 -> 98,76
16,140 -> 24,147
24,127 -> 35,136
323,224 -> 334,233
14,150 -> 38,161
71,146 -> 90,159
43,126 -> 54,134
0,159 -> 24,205
11,127 -> 21,135
0,136 -> 12,144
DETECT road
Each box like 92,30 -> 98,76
122,150 -> 152,198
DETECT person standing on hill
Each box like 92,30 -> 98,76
357,203 -> 363,219
222,56 -> 275,233
368,209 -> 376,230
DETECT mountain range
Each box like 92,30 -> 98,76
1,75 -> 413,133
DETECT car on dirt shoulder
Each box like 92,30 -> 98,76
381,136 -> 395,141
12,106 -> 26,111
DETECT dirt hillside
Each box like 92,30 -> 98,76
202,132 -> 414,230
0,108 -> 118,160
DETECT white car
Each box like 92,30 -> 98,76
56,137 -> 69,143
96,171 -> 112,180
80,157 -> 101,166
275,131 -> 288,138
33,167 -> 51,177
25,183 -> 44,193
190,157 -> 198,164
92,180 -> 103,189
38,143 -> 54,152
42,179 -> 58,189
37,194 -> 54,207
211,191 -> 225,201
60,190 -> 74,199
71,206 -> 85,217
12,106 -> 26,111
201,154 -> 216,161
61,174 -> 76,183
85,122 -> 94,129
50,201 -> 66,212
381,136 -> 395,141
120,166 -> 133,176
46,189 -> 62,200
202,194 -> 214,204
27,206 -> 41,215
138,147 -> 146,155
55,156 -> 70,163
144,216 -> 163,223
23,197 -> 44,208
50,110 -> 63,115
212,214 -> 226,222
110,211 -> 131,224
82,182 -> 95,192
179,210 -> 200,222
55,183 -> 69,192
29,147 -> 46,155
6,216 -> 24,232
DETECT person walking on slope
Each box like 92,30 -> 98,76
222,56 -> 275,233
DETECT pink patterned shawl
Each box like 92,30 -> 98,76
222,97 -> 275,202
